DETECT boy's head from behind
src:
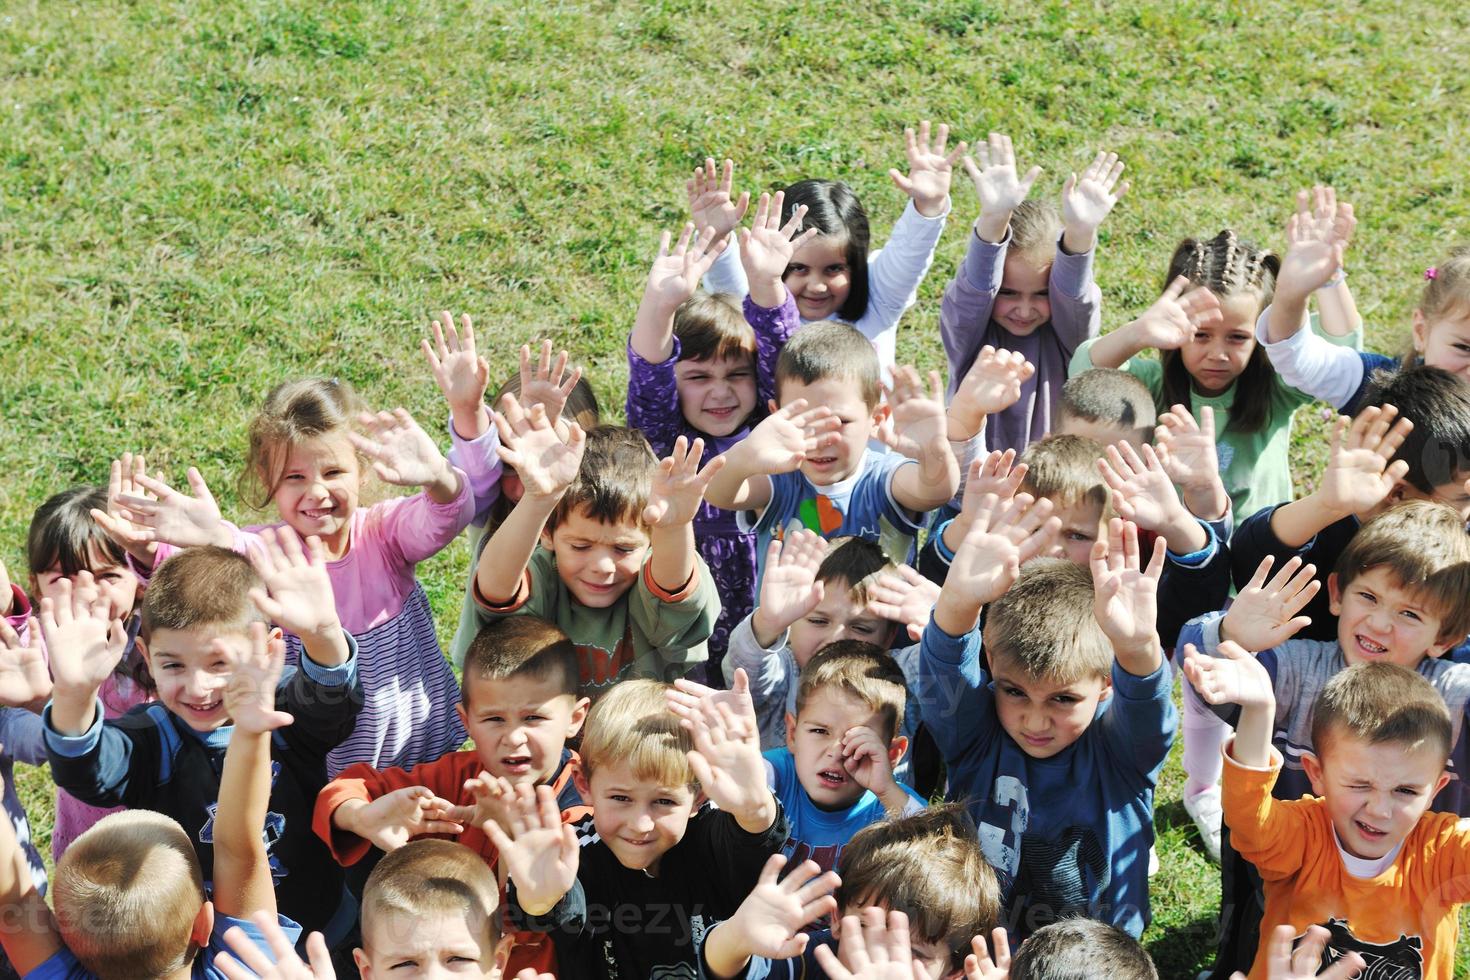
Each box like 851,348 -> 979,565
1008,918 -> 1158,980
574,679 -> 697,874
356,839 -> 511,979
139,546 -> 271,733
786,641 -> 908,811
789,537 -> 902,669
832,804 -> 999,978
53,810 -> 210,980
1018,435 -> 1108,565
673,290 -> 759,439
983,559 -> 1112,759
540,426 -> 657,610
459,616 -> 590,789
1329,500 -> 1470,667
1056,369 -> 1157,450
774,322 -> 884,485
1362,363 -> 1470,520
1303,662 -> 1453,862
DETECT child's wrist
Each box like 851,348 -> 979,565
973,214 -> 1009,244
913,192 -> 948,218
945,408 -> 983,443
450,404 -> 491,441
750,609 -> 792,649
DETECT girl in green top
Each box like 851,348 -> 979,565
1070,229 -> 1361,522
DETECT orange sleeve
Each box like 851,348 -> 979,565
1220,741 -> 1320,882
312,753 -> 481,866
474,569 -> 534,612
643,560 -> 698,603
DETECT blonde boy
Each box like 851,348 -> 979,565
473,417 -> 721,696
491,678 -> 786,979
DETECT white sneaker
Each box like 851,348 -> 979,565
1184,786 -> 1223,863
1148,844 -> 1160,877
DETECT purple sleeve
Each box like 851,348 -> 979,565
626,338 -> 687,456
372,472 -> 475,566
748,290 -> 799,412
940,230 -> 1006,396
1047,234 -> 1101,352
446,415 -> 504,529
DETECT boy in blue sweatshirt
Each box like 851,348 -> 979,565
42,532 -> 362,952
919,488 -> 1175,940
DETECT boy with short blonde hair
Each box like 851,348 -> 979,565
1185,651 -> 1470,979
473,415 -> 721,696
492,677 -> 787,979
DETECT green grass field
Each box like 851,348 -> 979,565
4,1 -> 1469,974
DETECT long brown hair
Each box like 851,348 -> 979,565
1160,230 -> 1280,434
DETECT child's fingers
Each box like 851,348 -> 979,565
1244,554 -> 1275,593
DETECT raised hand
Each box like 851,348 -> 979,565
1061,150 -> 1129,252
220,623 -> 295,736
108,465 -> 229,550
1089,518 -> 1165,663
644,223 -> 728,313
883,367 -> 948,460
350,408 -> 456,489
680,671 -> 773,827
518,339 -> 584,429
751,531 -> 829,645
887,121 -> 965,218
449,769 -> 516,832
966,450 -> 1028,506
737,399 -> 841,475
1277,185 -> 1352,302
1126,277 -> 1223,351
1221,555 -> 1319,651
643,436 -> 726,528
482,783 -> 580,915
1097,442 -> 1187,533
814,909 -> 931,980
948,347 -> 1035,441
247,529 -> 342,640
739,190 -> 816,301
492,393 -> 587,499
726,854 -> 841,960
962,133 -> 1041,239
40,572 -> 128,700
963,929 -> 1013,980
943,492 -> 1059,616
421,310 -> 490,431
687,157 -> 751,246
338,785 -> 466,852
1182,641 -> 1275,711
218,911 -> 335,980
90,453 -> 159,565
1155,404 -> 1225,509
0,620 -> 53,708
1230,924 -> 1367,980
1315,405 -> 1413,518
865,565 -> 940,643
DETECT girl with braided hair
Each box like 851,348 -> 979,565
1071,227 -> 1361,523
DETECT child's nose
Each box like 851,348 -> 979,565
631,811 -> 655,833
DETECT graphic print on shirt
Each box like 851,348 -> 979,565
797,495 -> 844,535
785,838 -> 842,874
198,759 -> 288,881
576,632 -> 635,693
977,774 -> 1029,877
1011,826 -> 1109,928
1309,918 -> 1422,980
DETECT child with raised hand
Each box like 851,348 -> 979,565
472,394 -> 722,692
1074,222 -> 1356,521
492,678 -> 787,978
3,485 -> 156,866
1255,191 -> 1470,412
448,337 -> 600,667
706,321 -> 959,573
628,195 -> 814,683
1184,647 -> 1470,979
43,533 -> 362,949
98,370 -> 476,777
694,123 -> 963,373
922,483 -> 1175,939
3,620 -> 304,980
941,135 -> 1126,455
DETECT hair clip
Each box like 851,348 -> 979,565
1425,267 -> 1439,281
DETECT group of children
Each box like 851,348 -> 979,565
3,123 -> 1470,979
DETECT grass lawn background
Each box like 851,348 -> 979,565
3,1 -> 1469,973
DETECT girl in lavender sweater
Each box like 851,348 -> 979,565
626,193 -> 811,685
940,133 -> 1128,455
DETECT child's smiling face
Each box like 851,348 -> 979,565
269,434 -> 362,557
674,352 -> 757,438
1329,567 -> 1454,668
992,253 -> 1052,337
784,235 -> 852,321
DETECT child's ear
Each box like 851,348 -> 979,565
539,526 -> 556,552
573,765 -> 592,806
1411,308 -> 1428,354
190,900 -> 214,951
1326,573 -> 1343,617
768,398 -> 779,415
1434,769 -> 1452,797
886,735 -> 909,768
1425,634 -> 1457,660
455,702 -> 470,733
869,403 -> 892,439
1097,674 -> 1114,704
354,947 -> 373,979
135,636 -> 153,669
1301,751 -> 1327,796
268,626 -> 284,644
567,696 -> 592,738
785,712 -> 798,754
490,933 -> 516,978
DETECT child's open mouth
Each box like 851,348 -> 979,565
817,768 -> 847,789
300,506 -> 337,520
1355,819 -> 1388,841
499,755 -> 534,776
181,699 -> 222,719
1354,635 -> 1389,658
704,406 -> 736,418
